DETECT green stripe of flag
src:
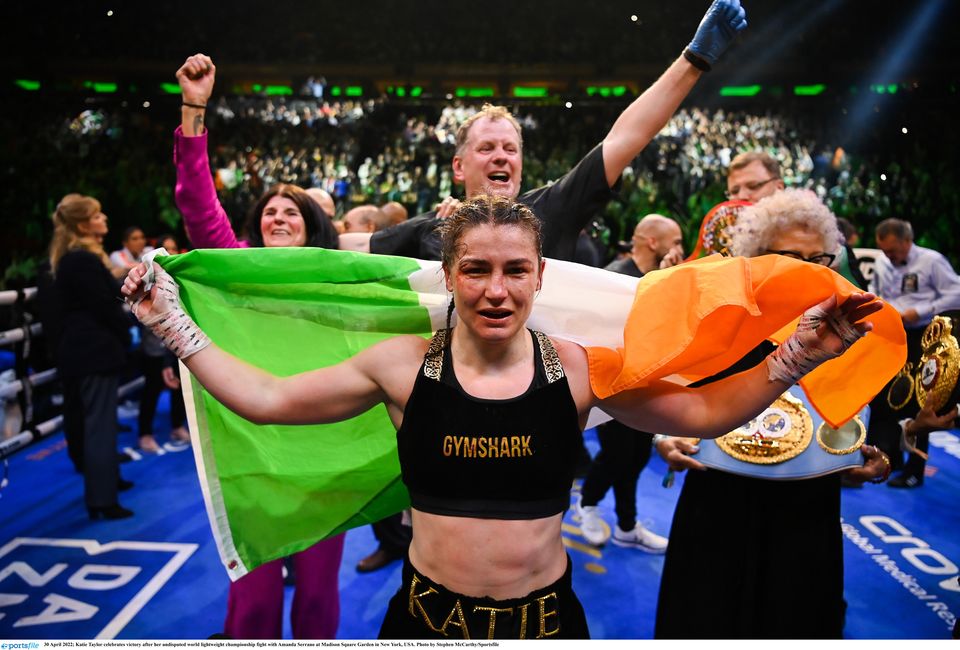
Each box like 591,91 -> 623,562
159,248 -> 434,576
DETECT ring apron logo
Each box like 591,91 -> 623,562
842,515 -> 958,630
930,430 -> 960,461
0,537 -> 196,638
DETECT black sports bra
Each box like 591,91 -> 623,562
396,329 -> 583,519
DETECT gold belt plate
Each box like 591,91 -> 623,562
715,391 -> 812,464
816,416 -> 866,455
916,315 -> 960,413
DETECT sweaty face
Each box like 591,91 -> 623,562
260,195 -> 308,247
766,225 -> 829,263
452,117 -> 523,200
727,160 -> 783,202
876,234 -> 911,266
445,224 -> 543,342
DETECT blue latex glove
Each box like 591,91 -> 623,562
687,0 -> 748,66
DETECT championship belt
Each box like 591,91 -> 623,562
886,362 -> 916,411
914,314 -> 960,414
685,200 -> 751,260
693,385 -> 868,479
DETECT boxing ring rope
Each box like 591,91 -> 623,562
0,367 -> 59,400
0,287 -> 38,307
0,285 -> 144,460
0,377 -> 145,460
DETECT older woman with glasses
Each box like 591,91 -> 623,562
730,188 -> 841,267
722,186 -> 868,289
653,188 -> 890,639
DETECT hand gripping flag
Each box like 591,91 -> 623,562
157,248 -> 905,578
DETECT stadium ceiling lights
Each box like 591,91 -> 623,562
329,86 -> 363,97
386,86 -> 423,97
794,84 -> 826,96
512,86 -> 548,98
455,87 -> 495,98
83,81 -> 117,93
586,86 -> 628,98
719,85 -> 762,97
247,84 -> 293,96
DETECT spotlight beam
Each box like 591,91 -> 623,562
723,0 -> 846,86
841,0 -> 947,147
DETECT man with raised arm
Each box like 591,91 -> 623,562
339,0 -> 748,262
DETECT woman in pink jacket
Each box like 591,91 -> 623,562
175,53 -> 342,639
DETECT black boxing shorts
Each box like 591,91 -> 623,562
378,554 -> 589,640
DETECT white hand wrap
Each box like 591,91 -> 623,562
130,260 -> 211,360
766,301 -> 865,384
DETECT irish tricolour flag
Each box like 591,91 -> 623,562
156,248 -> 905,578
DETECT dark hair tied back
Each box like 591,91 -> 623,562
438,194 -> 542,269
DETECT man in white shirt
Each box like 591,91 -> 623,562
868,218 -> 960,487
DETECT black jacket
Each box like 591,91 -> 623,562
52,249 -> 130,379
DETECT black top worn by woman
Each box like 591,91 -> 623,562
396,329 -> 583,520
54,249 -> 130,379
